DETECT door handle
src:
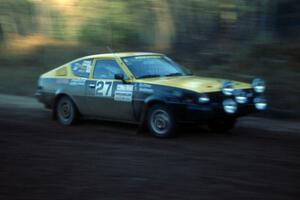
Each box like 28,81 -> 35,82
88,83 -> 96,88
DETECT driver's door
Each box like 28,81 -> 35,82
85,59 -> 135,121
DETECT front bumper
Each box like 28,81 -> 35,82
175,89 -> 266,123
174,102 -> 257,123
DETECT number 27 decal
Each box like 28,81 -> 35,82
95,81 -> 113,97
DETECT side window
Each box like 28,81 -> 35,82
71,59 -> 93,78
93,60 -> 126,79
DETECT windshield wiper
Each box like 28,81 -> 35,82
138,74 -> 161,79
165,72 -> 183,77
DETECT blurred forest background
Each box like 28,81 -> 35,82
0,0 -> 299,116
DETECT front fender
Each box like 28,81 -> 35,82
136,94 -> 185,124
144,95 -> 168,105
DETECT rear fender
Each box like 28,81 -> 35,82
53,89 -> 81,119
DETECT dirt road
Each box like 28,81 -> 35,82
0,94 -> 300,200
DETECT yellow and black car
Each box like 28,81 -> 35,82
35,52 -> 267,138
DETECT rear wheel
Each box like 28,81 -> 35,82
146,104 -> 176,138
56,96 -> 80,125
208,118 -> 236,133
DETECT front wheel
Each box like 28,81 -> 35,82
146,104 -> 176,138
56,96 -> 80,125
208,118 -> 236,133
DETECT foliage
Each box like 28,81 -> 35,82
78,0 -> 156,48
0,0 -> 36,36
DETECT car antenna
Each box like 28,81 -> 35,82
106,46 -> 115,54
106,18 -> 116,54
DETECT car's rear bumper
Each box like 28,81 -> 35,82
35,91 -> 43,102
35,90 -> 53,109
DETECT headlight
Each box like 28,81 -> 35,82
222,81 -> 234,96
252,78 -> 266,93
254,96 -> 267,110
223,99 -> 237,114
234,90 -> 248,104
198,94 -> 210,103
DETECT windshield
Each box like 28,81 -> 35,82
122,55 -> 192,79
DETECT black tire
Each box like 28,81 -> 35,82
55,96 -> 80,125
146,104 -> 176,138
208,118 -> 236,133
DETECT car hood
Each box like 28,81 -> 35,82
135,75 -> 251,93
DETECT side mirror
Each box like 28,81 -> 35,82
114,73 -> 125,82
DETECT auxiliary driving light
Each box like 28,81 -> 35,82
254,96 -> 267,110
234,90 -> 248,104
252,78 -> 266,93
222,81 -> 234,96
198,94 -> 210,103
223,99 -> 237,114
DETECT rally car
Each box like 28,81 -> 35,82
35,52 -> 267,138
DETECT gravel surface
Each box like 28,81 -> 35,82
0,94 -> 300,200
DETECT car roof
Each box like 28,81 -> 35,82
80,52 -> 163,60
